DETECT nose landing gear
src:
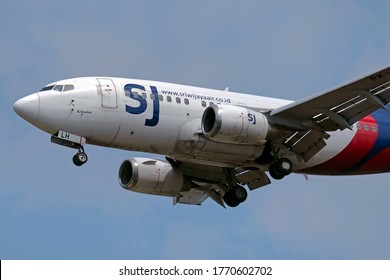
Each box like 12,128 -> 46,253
72,147 -> 88,166
50,132 -> 89,167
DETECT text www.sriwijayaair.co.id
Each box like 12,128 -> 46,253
118,265 -> 273,278
160,89 -> 231,103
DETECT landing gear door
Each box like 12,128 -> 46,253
98,78 -> 117,108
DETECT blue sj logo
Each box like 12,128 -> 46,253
248,113 -> 257,125
124,84 -> 160,127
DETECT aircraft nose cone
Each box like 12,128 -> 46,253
13,93 -> 40,124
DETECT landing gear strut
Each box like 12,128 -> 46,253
222,168 -> 248,208
72,147 -> 88,166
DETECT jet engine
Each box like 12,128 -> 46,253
118,157 -> 188,196
201,104 -> 271,144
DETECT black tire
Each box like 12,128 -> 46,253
73,154 -> 83,166
76,152 -> 88,164
269,164 -> 285,180
275,158 -> 292,176
73,152 -> 88,166
223,192 -> 240,208
232,185 -> 248,203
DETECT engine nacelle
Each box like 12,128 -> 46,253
118,157 -> 187,197
201,104 -> 270,144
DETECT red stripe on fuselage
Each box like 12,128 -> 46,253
355,147 -> 390,174
303,115 -> 378,175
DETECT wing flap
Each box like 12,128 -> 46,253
283,130 -> 330,161
174,185 -> 226,207
235,169 -> 271,190
174,188 -> 209,206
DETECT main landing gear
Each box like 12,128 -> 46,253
268,157 -> 293,180
223,169 -> 248,208
72,147 -> 88,166
260,140 -> 293,180
223,185 -> 248,208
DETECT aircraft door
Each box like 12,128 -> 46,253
98,78 -> 117,108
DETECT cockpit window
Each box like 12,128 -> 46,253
39,84 -> 75,92
63,85 -> 74,92
40,85 -> 55,92
53,85 -> 64,92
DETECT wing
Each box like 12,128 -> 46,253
269,66 -> 390,161
173,162 -> 270,207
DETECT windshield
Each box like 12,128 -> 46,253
39,84 -> 74,92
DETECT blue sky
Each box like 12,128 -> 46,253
1,0 -> 390,259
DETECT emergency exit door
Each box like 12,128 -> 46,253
98,78 -> 117,108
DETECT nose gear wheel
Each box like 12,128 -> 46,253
72,147 -> 88,166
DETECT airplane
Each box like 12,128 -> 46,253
13,66 -> 390,208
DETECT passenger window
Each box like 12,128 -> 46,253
158,95 -> 163,101
167,96 -> 172,102
356,123 -> 361,130
63,85 -> 74,92
142,92 -> 147,99
184,98 -> 189,105
150,93 -> 158,100
176,97 -> 181,104
201,101 -> 206,107
372,126 -> 377,133
210,102 -> 214,105
53,85 -> 63,92
364,124 -> 369,131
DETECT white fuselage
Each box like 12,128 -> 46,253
19,77 -> 357,171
